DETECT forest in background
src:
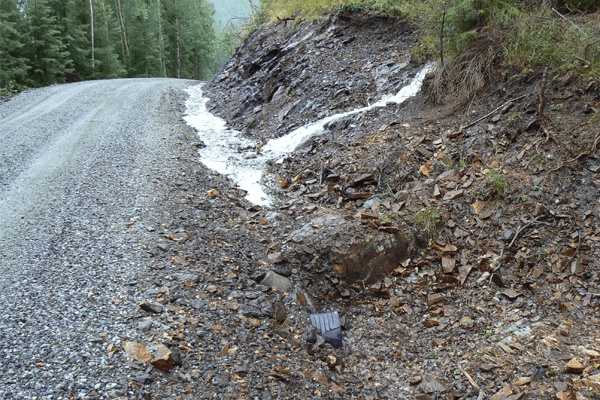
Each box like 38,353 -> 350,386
211,0 -> 251,26
2,0 -> 598,97
0,0 -> 217,95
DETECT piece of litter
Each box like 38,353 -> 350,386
310,311 -> 342,348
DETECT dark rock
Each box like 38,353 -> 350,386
133,373 -> 152,384
140,301 -> 163,313
171,346 -> 182,367
272,300 -> 287,324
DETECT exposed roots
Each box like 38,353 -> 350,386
427,30 -> 504,107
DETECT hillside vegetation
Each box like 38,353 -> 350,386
246,0 -> 599,94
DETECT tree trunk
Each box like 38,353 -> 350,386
90,0 -> 94,77
116,0 -> 129,56
118,22 -> 125,58
157,0 -> 166,77
176,14 -> 180,79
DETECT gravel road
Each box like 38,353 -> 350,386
0,78 -> 196,399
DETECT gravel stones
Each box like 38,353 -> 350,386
0,78 -> 195,399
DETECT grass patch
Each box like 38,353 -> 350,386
483,168 -> 508,199
241,0 -> 599,94
411,206 -> 441,241
503,10 -> 600,80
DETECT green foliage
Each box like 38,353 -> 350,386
92,0 -> 126,79
257,0 -> 338,21
252,0 -> 599,83
483,168 -> 508,199
379,214 -> 392,223
0,0 -> 30,91
502,10 -> 600,79
22,0 -> 72,85
411,206 -> 441,241
161,0 -> 216,80
0,0 -> 218,90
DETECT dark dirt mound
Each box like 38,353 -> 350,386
129,12 -> 600,399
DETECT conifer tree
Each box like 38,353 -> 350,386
48,0 -> 92,82
92,0 -> 125,78
21,0 -> 72,85
163,0 -> 216,79
0,0 -> 30,90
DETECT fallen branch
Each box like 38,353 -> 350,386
459,365 -> 486,399
536,125 -> 551,153
549,133 -> 600,172
493,215 -> 546,273
449,94 -> 529,138
536,65 -> 549,120
552,8 -> 585,36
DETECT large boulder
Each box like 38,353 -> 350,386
285,212 -> 413,285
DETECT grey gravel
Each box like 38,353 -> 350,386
0,78 -> 195,399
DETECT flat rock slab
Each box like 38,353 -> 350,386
260,271 -> 293,293
123,342 -> 152,363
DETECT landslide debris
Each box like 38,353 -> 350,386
129,12 -> 600,400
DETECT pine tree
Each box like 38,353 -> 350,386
21,0 -> 72,86
47,0 -> 92,82
163,0 -> 216,80
124,0 -> 162,77
92,0 -> 125,78
0,0 -> 30,90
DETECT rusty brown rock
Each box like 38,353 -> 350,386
571,260 -> 584,275
427,293 -> 444,307
123,342 -> 152,362
378,226 -> 400,233
151,345 -> 174,371
459,265 -> 473,285
325,355 -> 337,369
140,301 -> 163,313
490,386 -> 513,400
470,200 -> 487,214
275,174 -> 290,189
442,244 -> 458,255
565,358 -> 585,374
501,289 -> 522,300
359,212 -> 379,220
533,203 -> 546,217
459,316 -> 474,329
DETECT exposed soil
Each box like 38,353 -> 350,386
133,12 -> 600,399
